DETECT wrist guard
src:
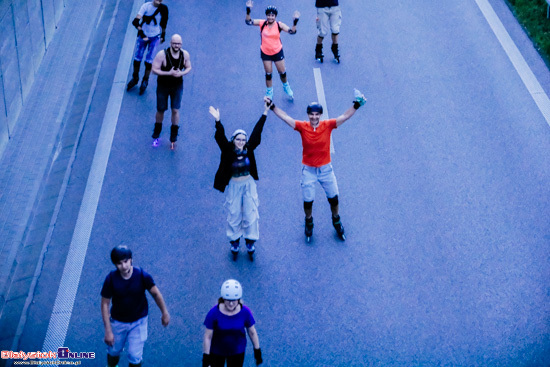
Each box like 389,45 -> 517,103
137,29 -> 145,39
202,353 -> 211,367
353,101 -> 361,110
246,7 -> 251,14
269,102 -> 275,110
293,18 -> 299,26
288,29 -> 296,34
160,31 -> 166,42
254,348 -> 263,364
132,17 -> 140,29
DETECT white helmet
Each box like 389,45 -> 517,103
220,279 -> 242,300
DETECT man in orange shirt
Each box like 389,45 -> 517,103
265,90 -> 366,241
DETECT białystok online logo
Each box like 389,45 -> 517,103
1,347 -> 95,360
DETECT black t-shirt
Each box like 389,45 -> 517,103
101,267 -> 155,323
316,0 -> 339,7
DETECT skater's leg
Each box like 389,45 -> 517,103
225,181 -> 245,243
301,165 -> 317,209
303,200 -> 313,219
209,353 -> 228,367
263,61 -> 274,88
242,180 -> 259,240
327,195 -> 339,217
107,320 -> 130,363
107,354 -> 120,367
275,60 -> 293,99
318,163 -> 340,207
171,109 -> 180,125
155,83 -> 169,140
139,62 -> 152,95
126,316 -> 147,366
226,352 -> 245,367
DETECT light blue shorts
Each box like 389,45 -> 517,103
108,316 -> 148,364
301,163 -> 339,202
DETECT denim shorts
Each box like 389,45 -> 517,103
300,163 -> 339,202
156,82 -> 183,112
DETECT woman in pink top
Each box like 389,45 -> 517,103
245,1 -> 299,101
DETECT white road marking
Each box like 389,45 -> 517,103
475,0 -> 550,127
41,0 -> 142,362
313,68 -> 335,153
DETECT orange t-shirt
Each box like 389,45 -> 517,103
259,20 -> 283,55
294,119 -> 337,167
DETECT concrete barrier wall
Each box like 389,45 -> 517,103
0,0 -> 66,155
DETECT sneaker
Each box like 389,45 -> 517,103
282,82 -> 293,100
265,87 -> 273,100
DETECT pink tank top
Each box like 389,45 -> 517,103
259,20 -> 283,55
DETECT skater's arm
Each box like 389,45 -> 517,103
270,104 -> 296,129
248,103 -> 270,150
335,92 -> 367,127
149,286 -> 170,327
180,50 -> 192,76
203,328 -> 214,353
101,297 -> 114,346
210,107 -> 231,150
247,325 -> 260,349
281,12 -> 300,34
245,0 -> 261,25
152,51 -> 169,76
335,105 -> 358,127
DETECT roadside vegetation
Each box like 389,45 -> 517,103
506,0 -> 550,64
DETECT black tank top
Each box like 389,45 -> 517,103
158,48 -> 184,87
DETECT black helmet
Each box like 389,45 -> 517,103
110,245 -> 132,264
265,6 -> 278,16
306,102 -> 323,114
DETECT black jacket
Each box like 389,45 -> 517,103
213,114 -> 267,192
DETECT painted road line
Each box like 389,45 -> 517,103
41,0 -> 142,362
314,67 -> 335,153
475,0 -> 550,127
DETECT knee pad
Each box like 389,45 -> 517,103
303,201 -> 313,211
327,195 -> 338,207
279,72 -> 287,80
265,73 -> 272,81
144,62 -> 152,71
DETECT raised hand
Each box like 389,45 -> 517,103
209,106 -> 220,121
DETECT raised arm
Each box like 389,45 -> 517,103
210,106 -> 232,150
265,98 -> 296,129
335,89 -> 367,127
280,11 -> 300,34
248,102 -> 270,150
245,0 -> 262,26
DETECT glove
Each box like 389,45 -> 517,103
254,348 -> 263,365
160,31 -> 166,43
137,29 -> 146,39
202,353 -> 211,367
353,88 -> 367,109
246,6 -> 251,14
293,18 -> 299,26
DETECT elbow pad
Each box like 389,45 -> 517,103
245,19 -> 254,25
132,17 -> 140,29
288,29 -> 296,34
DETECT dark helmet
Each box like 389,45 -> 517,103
110,245 -> 132,264
265,6 -> 278,16
306,102 -> 323,115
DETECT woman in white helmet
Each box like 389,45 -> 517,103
210,101 -> 270,260
202,279 -> 262,366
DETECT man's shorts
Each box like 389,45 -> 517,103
108,316 -> 148,364
134,35 -> 160,64
156,82 -> 183,112
301,163 -> 339,202
316,6 -> 342,38
260,48 -> 285,62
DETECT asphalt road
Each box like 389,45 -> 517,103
13,0 -> 550,365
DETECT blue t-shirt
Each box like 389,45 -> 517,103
204,304 -> 256,356
100,267 -> 155,323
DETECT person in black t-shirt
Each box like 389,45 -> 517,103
101,245 -> 170,367
151,33 -> 192,149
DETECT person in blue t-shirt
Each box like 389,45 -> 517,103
101,245 -> 170,367
202,279 -> 262,367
